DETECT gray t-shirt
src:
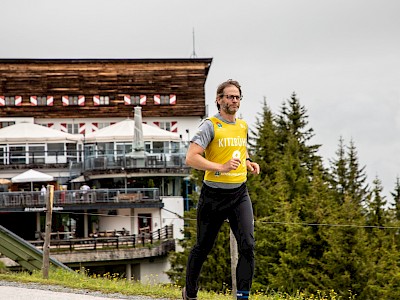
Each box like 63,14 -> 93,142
190,113 -> 245,189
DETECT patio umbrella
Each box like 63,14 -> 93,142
133,106 -> 144,153
11,169 -> 54,191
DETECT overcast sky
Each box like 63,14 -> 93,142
1,0 -> 400,200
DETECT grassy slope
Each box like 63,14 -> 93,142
0,268 -> 343,300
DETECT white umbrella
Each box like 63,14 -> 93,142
11,169 -> 54,191
133,106 -> 144,152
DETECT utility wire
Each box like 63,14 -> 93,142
255,219 -> 400,230
48,210 -> 400,230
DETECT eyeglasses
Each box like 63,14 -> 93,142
222,94 -> 242,101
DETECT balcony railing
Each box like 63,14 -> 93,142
29,225 -> 174,252
0,188 -> 160,211
0,149 -> 188,171
84,152 -> 186,170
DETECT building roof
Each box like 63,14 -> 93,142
84,119 -> 181,143
0,122 -> 80,143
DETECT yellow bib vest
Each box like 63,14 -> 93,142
204,116 -> 248,183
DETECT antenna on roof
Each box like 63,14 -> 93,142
190,28 -> 197,58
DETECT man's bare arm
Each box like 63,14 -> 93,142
185,142 -> 241,172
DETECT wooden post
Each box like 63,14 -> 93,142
42,185 -> 54,279
230,229 -> 238,299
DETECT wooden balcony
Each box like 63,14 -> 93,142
0,188 -> 162,212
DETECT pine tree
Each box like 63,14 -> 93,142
329,137 -> 369,206
275,92 -> 321,172
365,177 -> 388,228
251,93 -> 326,294
329,136 -> 348,204
360,177 -> 400,299
347,139 -> 369,206
248,98 -> 279,218
390,177 -> 400,220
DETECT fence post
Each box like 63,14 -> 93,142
132,234 -> 136,248
42,185 -> 54,279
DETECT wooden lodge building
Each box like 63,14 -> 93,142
0,58 -> 212,282
0,58 -> 212,184
0,58 -> 211,134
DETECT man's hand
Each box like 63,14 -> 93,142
220,157 -> 242,172
247,161 -> 260,175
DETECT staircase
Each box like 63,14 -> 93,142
0,225 -> 71,272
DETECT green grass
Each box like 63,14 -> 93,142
0,268 -> 349,300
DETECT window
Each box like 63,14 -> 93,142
9,146 -> 26,164
97,142 -> 114,155
160,95 -> 169,105
93,95 -> 110,105
37,96 -> 47,106
154,94 -> 176,105
100,96 -> 109,105
152,141 -> 166,154
48,143 -> 64,156
159,122 -> 171,131
145,142 -> 151,153
5,96 -> 15,106
30,96 -> 54,106
67,124 -> 79,134
0,121 -> 15,129
131,95 -> 140,105
0,96 -> 21,106
116,143 -> 132,156
66,143 -> 78,161
124,95 -> 146,105
138,213 -> 152,233
69,96 -> 79,105
0,146 -> 5,165
28,145 -> 45,164
98,122 -> 111,130
63,95 -> 84,106
171,142 -> 180,153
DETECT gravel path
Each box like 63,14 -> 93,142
0,280 -> 170,300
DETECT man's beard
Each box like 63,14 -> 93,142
221,103 -> 238,115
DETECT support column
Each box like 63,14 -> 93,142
84,210 -> 88,237
126,263 -> 132,281
36,212 -> 41,239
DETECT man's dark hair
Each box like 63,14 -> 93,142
216,79 -> 242,111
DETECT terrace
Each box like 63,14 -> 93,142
0,188 -> 161,212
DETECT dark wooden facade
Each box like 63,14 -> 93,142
0,58 -> 212,119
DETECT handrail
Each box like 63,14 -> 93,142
0,224 -> 71,272
29,225 -> 174,252
0,148 -> 189,170
0,188 -> 160,210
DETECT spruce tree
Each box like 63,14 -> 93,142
360,177 -> 400,299
248,98 -> 279,218
390,177 -> 400,221
365,177 -> 388,228
329,137 -> 369,207
347,139 -> 369,206
251,93 -> 325,294
329,136 -> 348,204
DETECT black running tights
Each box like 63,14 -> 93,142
185,183 -> 255,298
